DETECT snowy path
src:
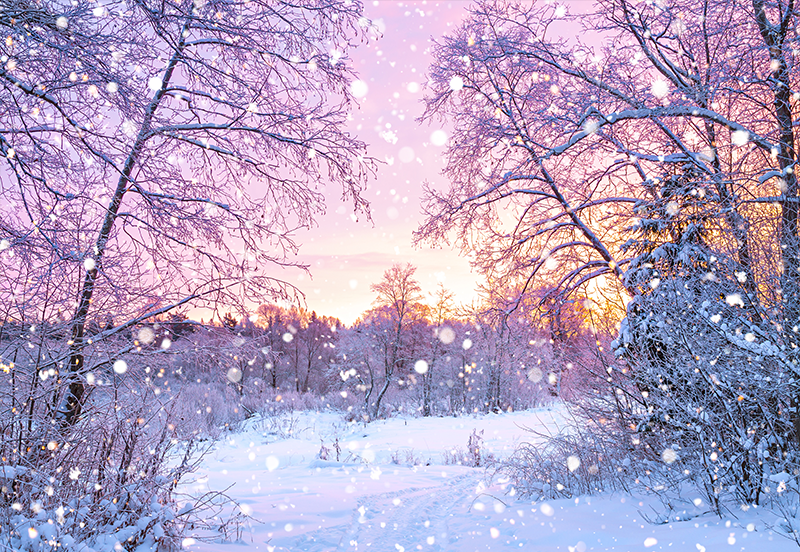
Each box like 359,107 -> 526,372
182,408 -> 800,552
283,471 -> 478,551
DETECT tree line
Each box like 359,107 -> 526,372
141,262 -> 598,422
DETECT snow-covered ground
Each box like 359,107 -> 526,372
181,406 -> 799,551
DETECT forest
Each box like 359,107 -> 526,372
2,0 -> 800,549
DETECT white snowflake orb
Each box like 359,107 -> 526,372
661,448 -> 677,464
113,360 -> 127,374
227,367 -> 242,383
83,258 -> 96,271
462,338 -> 473,350
350,79 -> 369,99
122,120 -> 137,137
731,129 -> 750,146
725,293 -> 745,307
567,455 -> 580,472
414,360 -> 429,374
582,120 -> 599,135
398,146 -> 415,163
527,367 -> 543,383
430,129 -> 448,147
438,326 -> 456,344
449,75 -> 464,91
406,81 -> 420,94
137,326 -> 155,344
106,82 -> 118,93
665,201 -> 679,216
650,79 -> 669,99
56,16 -> 68,30
147,76 -> 163,91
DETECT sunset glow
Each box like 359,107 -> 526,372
295,1 -> 481,325
2,0 -> 799,549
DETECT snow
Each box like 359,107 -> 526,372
183,407 -> 799,551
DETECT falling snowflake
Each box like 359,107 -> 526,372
438,326 -> 456,344
430,129 -> 448,146
398,147 -> 415,163
651,79 -> 669,99
731,129 -> 749,146
148,76 -> 163,91
582,120 -> 599,135
527,367 -> 543,383
449,75 -> 464,91
665,201 -> 679,216
567,455 -> 580,472
350,80 -> 369,99
725,294 -> 744,307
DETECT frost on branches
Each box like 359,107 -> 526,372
0,0 -> 372,549
419,0 -> 800,510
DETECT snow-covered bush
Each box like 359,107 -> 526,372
502,164 -> 800,511
502,416 -> 636,500
0,382 -> 197,551
609,166 -> 799,509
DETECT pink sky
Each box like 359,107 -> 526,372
290,1 -> 482,325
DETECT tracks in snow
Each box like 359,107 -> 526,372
275,471 -> 482,552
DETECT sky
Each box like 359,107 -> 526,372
288,1 -> 482,325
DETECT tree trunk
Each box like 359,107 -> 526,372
59,31 -> 186,426
753,0 -> 800,444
